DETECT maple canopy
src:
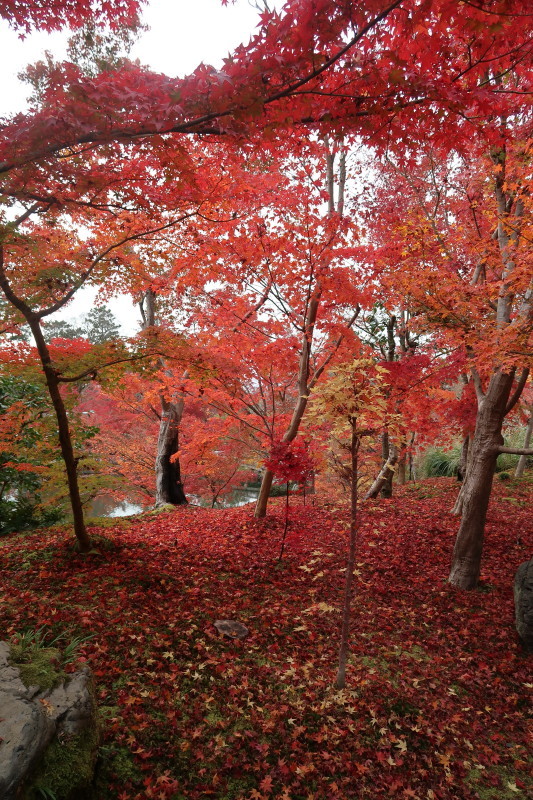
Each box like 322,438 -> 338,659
0,0 -> 531,581
0,0 -> 143,33
1,0 -> 531,178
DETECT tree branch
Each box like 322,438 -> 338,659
498,446 -> 533,456
505,367 -> 530,415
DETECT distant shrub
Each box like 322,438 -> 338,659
0,498 -> 63,536
497,471 -> 511,481
422,447 -> 461,478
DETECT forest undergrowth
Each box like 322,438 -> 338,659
0,478 -> 531,800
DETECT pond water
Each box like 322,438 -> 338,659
88,496 -> 144,518
88,486 -> 261,517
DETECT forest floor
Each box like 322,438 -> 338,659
1,477 -> 532,800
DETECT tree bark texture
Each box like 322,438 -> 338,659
448,369 -> 516,589
155,399 -> 187,506
140,289 -> 188,507
396,446 -> 407,485
254,468 -> 275,519
364,444 -> 398,500
380,430 -> 394,497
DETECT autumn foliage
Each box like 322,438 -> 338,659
0,482 -> 531,798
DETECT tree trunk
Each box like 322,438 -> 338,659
336,421 -> 359,689
380,430 -> 394,497
29,319 -> 92,552
452,434 -> 475,515
0,251 -> 92,551
448,369 -> 515,589
278,483 -> 290,561
141,289 -> 188,507
397,447 -> 407,485
254,467 -> 274,518
155,400 -> 187,506
515,412 -> 533,478
364,444 -> 398,500
458,434 -> 469,482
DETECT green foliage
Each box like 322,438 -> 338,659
83,305 -> 121,345
496,425 -> 533,472
0,498 -> 64,536
422,447 -> 461,478
497,471 -> 511,481
43,319 -> 86,342
0,375 -> 66,534
9,627 -> 95,691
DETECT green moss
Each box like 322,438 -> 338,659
206,708 -> 225,726
220,775 -> 258,799
466,766 -> 530,799
25,727 -> 99,800
10,646 -> 63,692
392,644 -> 430,662
103,746 -> 143,784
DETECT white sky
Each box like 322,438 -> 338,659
0,0 -> 265,334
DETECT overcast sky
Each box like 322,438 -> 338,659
0,0 -> 262,115
0,0 -> 265,333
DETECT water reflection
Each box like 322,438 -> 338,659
88,485 -> 262,517
89,496 -> 144,518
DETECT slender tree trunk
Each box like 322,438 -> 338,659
254,146 -> 353,519
254,467 -> 274,518
448,369 -> 515,589
397,444 -> 407,485
336,421 -> 359,689
0,250 -> 92,551
28,319 -> 92,551
452,434 -> 475,515
278,483 -> 290,561
458,434 -> 469,482
380,430 -> 394,497
515,413 -> 533,478
364,443 -> 398,500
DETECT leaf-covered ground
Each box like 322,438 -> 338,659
1,478 -> 531,800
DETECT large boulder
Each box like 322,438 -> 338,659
0,641 -> 98,799
514,559 -> 533,652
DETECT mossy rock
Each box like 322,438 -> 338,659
24,726 -> 100,800
5,638 -> 100,800
9,645 -> 64,693
145,503 -> 176,515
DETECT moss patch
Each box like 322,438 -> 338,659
10,645 -> 63,692
95,745 -> 144,789
24,727 -> 99,800
466,765 -> 531,799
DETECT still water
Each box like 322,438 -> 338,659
88,486 -> 260,517
88,496 -> 144,518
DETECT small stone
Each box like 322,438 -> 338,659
214,620 -> 249,639
514,559 -> 533,652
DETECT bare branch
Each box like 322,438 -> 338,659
505,367 -> 530,415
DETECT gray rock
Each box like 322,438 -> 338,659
0,641 -> 96,799
514,559 -> 533,652
214,619 -> 249,639
46,665 -> 95,736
